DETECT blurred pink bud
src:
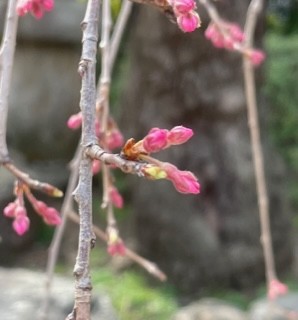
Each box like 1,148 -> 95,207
248,49 -> 266,66
205,23 -> 219,40
67,112 -> 82,130
164,163 -> 200,194
143,128 -> 168,153
177,11 -> 201,33
228,23 -> 245,43
268,279 -> 288,300
167,126 -> 193,145
34,200 -> 48,215
14,205 -> 27,217
92,160 -> 101,175
3,202 -> 17,218
42,0 -> 54,11
107,241 -> 126,256
95,119 -> 101,137
106,130 -> 124,150
109,187 -> 123,209
13,215 -> 30,236
17,0 -> 54,19
173,0 -> 195,14
43,207 -> 61,225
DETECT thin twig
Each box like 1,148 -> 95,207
242,0 -> 277,283
109,0 -> 133,74
67,210 -> 167,281
3,162 -> 63,197
66,0 -> 100,319
40,147 -> 81,320
0,0 -> 19,163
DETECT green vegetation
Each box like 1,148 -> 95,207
265,32 -> 298,208
92,267 -> 178,320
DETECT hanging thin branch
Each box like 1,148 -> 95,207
243,0 -> 277,283
0,0 -> 19,163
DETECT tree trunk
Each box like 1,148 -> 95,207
120,1 -> 292,296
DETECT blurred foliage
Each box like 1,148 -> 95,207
265,33 -> 298,208
268,0 -> 298,34
92,266 -> 178,320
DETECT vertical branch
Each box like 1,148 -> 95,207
66,0 -> 100,319
0,0 -> 19,163
43,1 -> 132,317
243,0 -> 277,283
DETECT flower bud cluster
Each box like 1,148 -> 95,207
2,183 -> 61,236
17,0 -> 54,19
168,0 -> 201,33
122,125 -> 200,195
205,21 -> 265,66
141,126 -> 193,154
205,22 -> 244,50
4,202 -> 30,236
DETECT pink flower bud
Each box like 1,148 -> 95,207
14,205 -> 27,217
228,23 -> 245,43
43,207 -> 61,225
92,160 -> 101,175
3,202 -> 17,218
13,215 -> 30,236
34,201 -> 48,215
109,187 -> 124,209
42,0 -> 54,11
164,163 -> 200,194
143,128 -> 168,153
173,0 -> 195,14
67,112 -> 82,130
177,11 -> 201,33
248,49 -> 266,66
107,241 -> 126,256
268,279 -> 288,300
167,126 -> 193,145
106,130 -> 124,150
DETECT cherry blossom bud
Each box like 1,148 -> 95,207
67,112 -> 82,130
14,205 -> 27,217
92,160 -> 101,175
164,163 -> 200,194
109,187 -> 123,209
268,279 -> 288,300
3,202 -> 17,218
167,126 -> 193,145
13,215 -> 30,236
107,241 -> 126,256
228,23 -> 245,43
43,207 -> 61,225
248,49 -> 266,66
177,11 -> 201,33
107,227 -> 126,256
173,0 -> 195,14
143,128 -> 168,153
34,201 -> 48,215
43,0 -> 54,11
106,130 -> 124,150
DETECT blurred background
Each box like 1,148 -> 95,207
0,0 -> 298,319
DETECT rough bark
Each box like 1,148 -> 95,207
120,1 -> 292,296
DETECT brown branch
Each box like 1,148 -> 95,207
242,0 -> 277,283
66,0 -> 100,319
3,162 -> 63,197
43,1 -> 136,315
67,210 -> 167,282
0,0 -> 19,163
